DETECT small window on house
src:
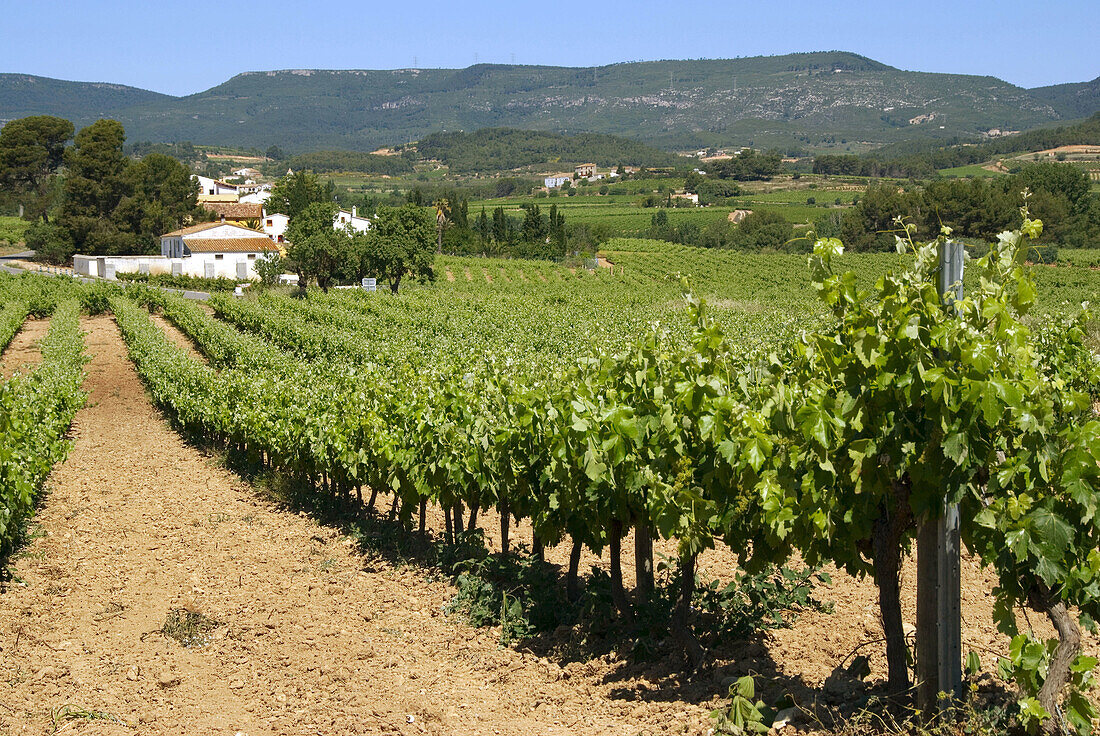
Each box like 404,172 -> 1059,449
247,254 -> 256,259
215,254 -> 224,260
266,219 -> 272,226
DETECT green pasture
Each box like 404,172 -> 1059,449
0,216 -> 29,247
938,164 -> 1005,178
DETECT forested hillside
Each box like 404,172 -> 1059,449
1030,76 -> 1100,118
2,52 -> 1095,152
813,112 -> 1100,178
414,129 -> 686,172
0,73 -> 169,122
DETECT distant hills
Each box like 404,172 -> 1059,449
0,74 -> 170,121
1,52 -> 1097,153
1029,76 -> 1100,119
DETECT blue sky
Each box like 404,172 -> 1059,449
2,0 -> 1096,95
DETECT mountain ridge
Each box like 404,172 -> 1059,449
1,52 -> 1096,153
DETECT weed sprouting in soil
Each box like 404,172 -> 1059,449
50,704 -> 127,734
159,608 -> 221,648
708,674 -> 1023,736
441,531 -> 832,660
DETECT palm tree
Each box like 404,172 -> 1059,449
434,198 -> 451,254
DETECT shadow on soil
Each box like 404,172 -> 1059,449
158,424 -> 1022,735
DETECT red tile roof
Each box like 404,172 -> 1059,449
184,237 -> 278,254
201,202 -> 263,220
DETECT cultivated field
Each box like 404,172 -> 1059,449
1,240 -> 1099,734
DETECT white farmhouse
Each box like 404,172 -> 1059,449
334,207 -> 371,234
544,175 -> 572,188
193,175 -> 241,199
160,222 -> 278,279
261,207 -> 370,244
262,212 -> 290,243
240,189 -> 272,205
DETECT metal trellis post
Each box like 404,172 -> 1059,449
916,240 -> 964,711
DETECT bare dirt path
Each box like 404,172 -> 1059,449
1,316 -> 49,379
0,316 -> 701,736
150,315 -> 207,365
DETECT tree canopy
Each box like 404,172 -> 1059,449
11,117 -> 206,262
359,204 -> 435,293
266,171 -> 327,219
285,201 -> 355,292
0,115 -> 74,222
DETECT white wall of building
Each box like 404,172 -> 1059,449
73,255 -> 172,278
183,251 -> 265,279
193,175 -> 240,196
75,253 -> 265,280
262,212 -> 290,242
335,207 -> 371,234
240,190 -> 272,205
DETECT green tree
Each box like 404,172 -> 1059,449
491,206 -> 511,245
0,115 -> 74,222
1013,162 -> 1090,208
253,251 -> 285,287
839,183 -> 911,251
267,171 -> 325,219
521,204 -> 547,243
57,119 -> 133,255
114,153 -> 202,252
285,202 -> 355,291
728,211 -> 793,251
358,204 -> 435,293
23,221 -> 74,264
475,207 -> 490,246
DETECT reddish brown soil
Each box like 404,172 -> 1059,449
1,317 -> 49,379
151,315 -> 207,365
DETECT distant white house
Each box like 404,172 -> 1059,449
235,181 -> 268,196
262,212 -> 290,243
260,207 -> 370,244
574,163 -> 597,178
193,175 -> 240,198
232,167 -> 261,178
240,189 -> 272,205
544,175 -> 572,188
335,207 -> 372,234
